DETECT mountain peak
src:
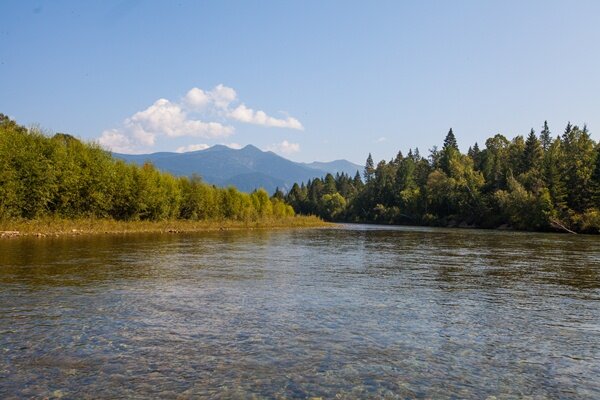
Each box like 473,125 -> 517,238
204,144 -> 230,152
241,144 -> 261,152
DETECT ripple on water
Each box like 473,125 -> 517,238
0,225 -> 599,398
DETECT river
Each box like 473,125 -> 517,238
1,225 -> 599,398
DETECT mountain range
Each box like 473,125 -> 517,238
113,145 -> 362,193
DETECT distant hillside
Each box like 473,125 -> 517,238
301,160 -> 362,177
113,145 -> 362,193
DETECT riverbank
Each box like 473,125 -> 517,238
0,216 -> 329,238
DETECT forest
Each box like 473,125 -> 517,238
0,114 -> 294,223
284,123 -> 600,233
2,113 -> 599,233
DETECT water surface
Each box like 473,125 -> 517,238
1,225 -> 599,398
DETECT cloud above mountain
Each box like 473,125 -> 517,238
99,84 -> 303,153
267,140 -> 300,155
183,85 -> 303,129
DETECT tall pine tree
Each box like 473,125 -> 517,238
440,128 -> 459,175
523,128 -> 543,172
443,128 -> 458,150
540,121 -> 551,151
364,153 -> 375,183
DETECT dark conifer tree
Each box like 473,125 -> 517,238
540,121 -> 552,151
440,129 -> 459,174
523,129 -> 543,172
364,153 -> 375,183
443,128 -> 458,150
393,150 -> 404,164
353,171 -> 363,188
413,147 -> 421,160
564,121 -> 573,138
468,142 -> 483,170
324,173 -> 337,195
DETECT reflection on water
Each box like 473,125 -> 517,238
1,225 -> 599,398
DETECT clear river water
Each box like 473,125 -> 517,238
1,225 -> 599,399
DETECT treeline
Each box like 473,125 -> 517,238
285,123 -> 600,233
0,114 -> 294,221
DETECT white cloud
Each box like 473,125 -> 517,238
229,104 -> 303,130
98,84 -> 302,153
210,84 -> 237,110
99,98 -> 234,153
176,143 -> 210,153
185,84 -> 302,129
127,98 -> 233,139
267,140 -> 300,155
184,88 -> 210,110
184,84 -> 237,111
376,136 -> 387,143
98,129 -> 137,153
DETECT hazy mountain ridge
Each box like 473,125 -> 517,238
113,145 -> 362,193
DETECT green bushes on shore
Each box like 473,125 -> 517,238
0,114 -> 294,222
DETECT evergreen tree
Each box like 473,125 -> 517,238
508,136 -> 526,177
440,129 -> 460,175
353,170 -> 363,188
364,153 -> 375,183
523,128 -> 543,172
413,148 -> 421,160
428,146 -> 440,169
393,150 -> 404,165
396,156 -> 416,191
540,121 -> 551,151
561,126 -> 596,211
563,121 -> 573,139
468,142 -> 482,170
543,137 -> 567,209
324,173 -> 337,195
443,128 -> 458,150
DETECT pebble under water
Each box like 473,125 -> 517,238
1,225 -> 599,398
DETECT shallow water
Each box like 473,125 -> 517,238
1,225 -> 599,399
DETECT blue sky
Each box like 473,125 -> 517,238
1,1 -> 599,164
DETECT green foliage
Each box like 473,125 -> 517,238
320,193 -> 347,220
481,134 -> 510,191
540,121 -> 552,151
364,153 -> 375,183
560,126 -> 596,211
543,137 -> 567,210
523,129 -> 543,172
285,123 -> 599,233
443,128 -> 458,150
494,176 -> 553,230
0,115 -> 296,223
3,114 -> 596,233
440,128 -> 460,174
591,145 -> 600,206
